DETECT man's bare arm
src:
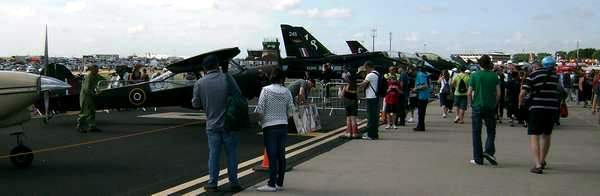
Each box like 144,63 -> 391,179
467,87 -> 473,107
496,84 -> 501,103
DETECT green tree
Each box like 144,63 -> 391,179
536,53 -> 552,61
592,50 -> 600,60
567,48 -> 597,59
512,53 -> 530,63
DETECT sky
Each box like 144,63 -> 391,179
0,0 -> 598,58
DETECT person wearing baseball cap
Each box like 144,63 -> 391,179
519,56 -> 560,174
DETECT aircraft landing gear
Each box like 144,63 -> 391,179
9,132 -> 34,169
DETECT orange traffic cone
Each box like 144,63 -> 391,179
253,149 -> 270,171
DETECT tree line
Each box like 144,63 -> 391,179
512,48 -> 600,63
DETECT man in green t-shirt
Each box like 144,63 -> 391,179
467,55 -> 500,166
452,67 -> 470,123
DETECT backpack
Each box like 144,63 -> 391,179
224,74 -> 249,129
457,75 -> 468,94
370,71 -> 387,97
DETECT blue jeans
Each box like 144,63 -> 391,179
263,124 -> 288,187
366,98 -> 380,138
471,107 -> 496,164
206,128 -> 240,187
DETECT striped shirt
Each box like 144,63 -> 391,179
523,68 -> 560,111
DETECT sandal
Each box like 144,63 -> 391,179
530,166 -> 543,174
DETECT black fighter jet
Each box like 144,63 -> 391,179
279,24 -> 408,79
345,40 -> 443,75
41,47 -> 274,113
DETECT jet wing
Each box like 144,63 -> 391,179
166,47 -> 240,74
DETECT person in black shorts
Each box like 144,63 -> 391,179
519,57 -> 560,174
341,74 -> 359,139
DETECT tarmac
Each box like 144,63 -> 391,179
238,103 -> 600,196
0,106 -> 356,196
1,102 -> 598,196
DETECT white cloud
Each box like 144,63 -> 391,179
289,8 -> 352,19
289,8 -> 320,18
0,5 -> 36,17
127,25 -> 145,34
272,0 -> 301,11
404,32 -> 419,42
416,4 -> 447,13
322,8 -> 352,18
166,0 -> 217,12
64,1 -> 87,13
417,5 -> 434,13
352,33 -> 365,38
504,31 -> 524,44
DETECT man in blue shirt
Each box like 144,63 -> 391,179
413,66 -> 431,131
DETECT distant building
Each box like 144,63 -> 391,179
82,55 -> 95,64
94,54 -> 119,62
242,38 -> 280,67
452,52 -> 511,64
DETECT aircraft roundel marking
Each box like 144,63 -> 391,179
128,88 -> 147,106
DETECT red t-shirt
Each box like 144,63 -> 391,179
385,80 -> 401,105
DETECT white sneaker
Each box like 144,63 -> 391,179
276,185 -> 284,191
442,113 -> 447,118
385,125 -> 392,129
256,184 -> 277,192
469,160 -> 483,166
407,117 -> 414,123
392,125 -> 397,129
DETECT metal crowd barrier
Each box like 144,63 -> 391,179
304,82 -> 368,116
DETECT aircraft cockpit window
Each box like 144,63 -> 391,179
148,72 -> 197,92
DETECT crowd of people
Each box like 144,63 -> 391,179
73,53 -> 600,193
108,65 -> 169,88
334,55 -> 600,175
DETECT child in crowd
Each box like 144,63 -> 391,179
385,77 -> 402,129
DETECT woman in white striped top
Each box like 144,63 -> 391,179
254,69 -> 294,192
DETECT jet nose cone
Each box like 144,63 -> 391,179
40,76 -> 71,92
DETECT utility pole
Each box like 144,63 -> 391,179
389,32 -> 392,53
576,40 -> 580,63
371,29 -> 377,51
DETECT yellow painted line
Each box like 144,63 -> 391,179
182,123 -> 368,196
0,121 -> 201,159
152,120 -> 366,196
257,131 -> 322,137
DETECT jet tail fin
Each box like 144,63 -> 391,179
346,40 -> 368,54
280,24 -> 334,58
